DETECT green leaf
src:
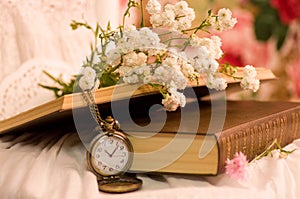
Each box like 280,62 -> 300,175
273,23 -> 288,50
100,72 -> 119,87
251,0 -> 269,6
254,13 -> 275,41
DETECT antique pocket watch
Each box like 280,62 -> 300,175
82,91 -> 142,193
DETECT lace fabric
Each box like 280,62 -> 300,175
0,0 -> 98,81
0,58 -> 74,120
0,0 -> 121,120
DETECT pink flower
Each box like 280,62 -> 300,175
287,57 -> 300,97
216,9 -> 272,68
225,152 -> 248,181
270,0 -> 300,24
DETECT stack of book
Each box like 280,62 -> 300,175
1,67 -> 300,175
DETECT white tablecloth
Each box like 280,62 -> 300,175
1,129 -> 299,199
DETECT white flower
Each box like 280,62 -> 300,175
123,74 -> 139,84
81,67 -> 96,80
143,75 -> 157,84
205,74 -> 227,90
193,48 -> 219,74
190,35 -> 223,59
147,48 -> 166,57
154,66 -> 170,81
146,0 -> 161,15
190,34 -> 201,47
218,8 -> 237,31
170,72 -> 187,90
240,76 -> 260,92
210,36 -> 223,59
138,27 -> 162,47
174,1 -> 194,19
118,66 -> 132,76
160,9 -> 176,28
162,88 -> 186,111
218,8 -> 233,20
123,52 -> 147,67
106,49 -> 121,64
132,65 -> 152,76
162,94 -> 180,111
154,66 -> 187,90
124,25 -> 137,31
162,55 -> 180,70
150,14 -> 165,28
116,37 -> 134,54
209,8 -> 237,31
79,76 -> 95,91
243,65 -> 257,78
240,65 -> 260,92
136,52 -> 148,66
181,62 -> 195,77
169,87 -> 186,107
147,1 -> 195,31
78,67 -> 97,90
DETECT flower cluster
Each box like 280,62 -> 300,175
208,8 -> 238,32
225,152 -> 248,181
225,139 -> 295,181
270,0 -> 300,24
240,65 -> 260,92
45,0 -> 261,111
147,0 -> 196,31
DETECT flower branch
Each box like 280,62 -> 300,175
225,138 -> 296,181
41,0 -> 261,111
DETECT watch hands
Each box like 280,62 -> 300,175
104,145 -> 119,157
111,145 -> 119,157
104,150 -> 112,157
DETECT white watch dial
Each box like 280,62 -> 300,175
91,134 -> 131,176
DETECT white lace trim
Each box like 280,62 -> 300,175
0,58 -> 74,120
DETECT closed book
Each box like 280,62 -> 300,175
123,100 -> 300,175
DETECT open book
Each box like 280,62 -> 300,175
0,67 -> 275,134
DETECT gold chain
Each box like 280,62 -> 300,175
81,90 -> 120,131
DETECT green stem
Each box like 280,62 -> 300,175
158,31 -> 173,37
221,72 -> 243,80
140,0 -> 145,27
182,19 -> 207,34
161,37 -> 188,43
149,83 -> 168,98
250,139 -> 277,162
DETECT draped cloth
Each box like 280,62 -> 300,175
1,130 -> 300,199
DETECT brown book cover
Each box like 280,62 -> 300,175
124,100 -> 300,174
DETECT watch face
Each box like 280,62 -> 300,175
89,132 -> 133,176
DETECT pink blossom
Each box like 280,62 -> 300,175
270,0 -> 300,24
225,152 -> 248,181
216,9 -> 273,68
287,57 -> 300,97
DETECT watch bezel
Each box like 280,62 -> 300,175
98,175 -> 142,193
86,130 -> 134,177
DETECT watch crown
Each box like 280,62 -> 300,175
105,116 -> 114,123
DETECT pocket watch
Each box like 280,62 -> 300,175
82,91 -> 142,193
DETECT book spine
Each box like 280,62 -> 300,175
217,107 -> 300,173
